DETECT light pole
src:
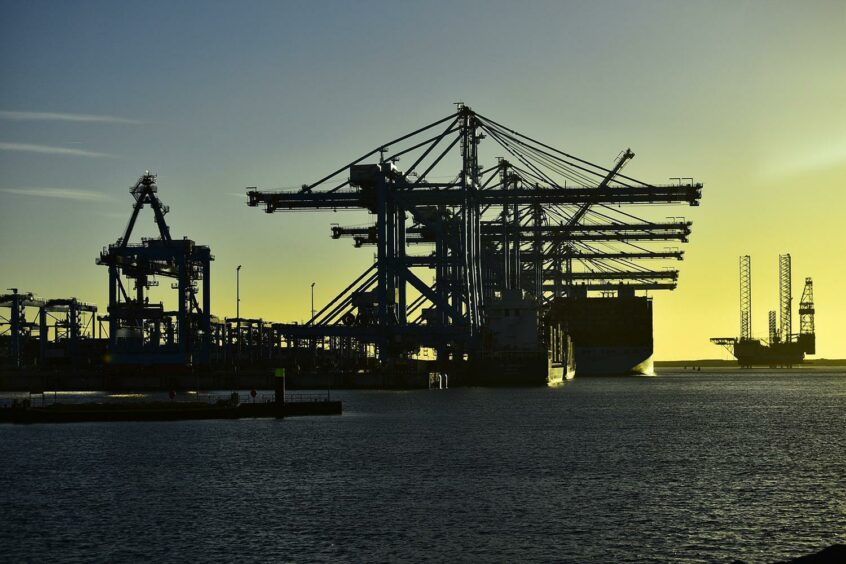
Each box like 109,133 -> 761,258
236,265 -> 242,320
310,282 -> 316,323
310,282 -> 317,373
236,265 -> 242,365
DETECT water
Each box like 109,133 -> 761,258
2,370 -> 845,563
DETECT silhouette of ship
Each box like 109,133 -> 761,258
548,287 -> 653,375
472,290 -> 575,386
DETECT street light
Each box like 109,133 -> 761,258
236,265 -> 242,320
310,282 -> 317,323
236,265 -> 242,364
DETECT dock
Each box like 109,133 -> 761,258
1,390 -> 341,424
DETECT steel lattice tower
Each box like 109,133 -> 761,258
799,277 -> 815,335
779,254 -> 792,341
768,310 -> 777,344
740,255 -> 752,340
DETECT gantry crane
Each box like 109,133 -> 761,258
97,173 -> 213,366
247,105 -> 702,367
0,289 -> 45,368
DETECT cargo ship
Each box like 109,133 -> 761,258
547,286 -> 653,376
471,290 -> 575,386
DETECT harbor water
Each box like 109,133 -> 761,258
2,370 -> 845,562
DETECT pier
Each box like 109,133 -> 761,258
1,377 -> 341,423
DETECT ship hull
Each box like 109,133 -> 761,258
548,360 -> 577,385
572,346 -> 653,376
469,350 -> 575,386
548,293 -> 654,377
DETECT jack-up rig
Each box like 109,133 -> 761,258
711,254 -> 815,367
246,104 -> 702,384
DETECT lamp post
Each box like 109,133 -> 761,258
236,265 -> 242,364
310,282 -> 316,373
236,265 -> 242,320
310,282 -> 316,323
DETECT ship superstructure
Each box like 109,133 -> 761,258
473,289 -> 574,385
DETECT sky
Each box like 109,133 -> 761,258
1,0 -> 844,360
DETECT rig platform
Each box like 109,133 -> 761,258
711,254 -> 816,368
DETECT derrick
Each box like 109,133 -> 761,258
711,254 -> 816,367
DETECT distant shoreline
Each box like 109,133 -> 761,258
655,358 -> 846,367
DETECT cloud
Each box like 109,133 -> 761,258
760,138 -> 846,179
0,142 -> 114,158
0,110 -> 141,124
0,187 -> 112,202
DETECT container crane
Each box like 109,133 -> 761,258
246,105 -> 702,374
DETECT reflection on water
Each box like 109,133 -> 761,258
2,370 -> 845,562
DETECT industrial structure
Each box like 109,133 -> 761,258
3,106 -> 705,386
1,290 -> 44,369
38,298 -> 99,368
247,105 -> 702,382
1,290 -> 102,371
711,254 -> 815,367
96,173 -> 213,367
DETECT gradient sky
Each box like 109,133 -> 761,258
1,0 -> 844,360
